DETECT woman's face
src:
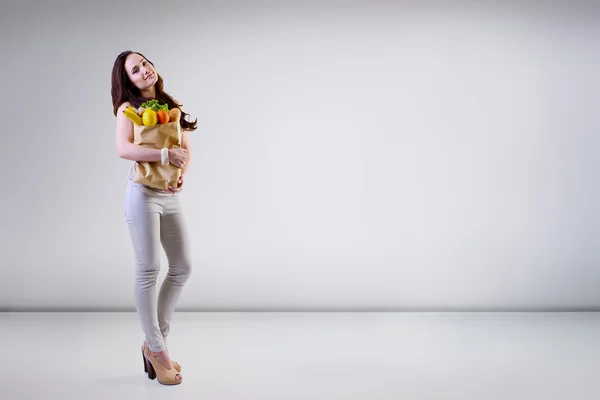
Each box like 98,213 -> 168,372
124,53 -> 157,91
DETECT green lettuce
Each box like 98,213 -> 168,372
141,99 -> 169,112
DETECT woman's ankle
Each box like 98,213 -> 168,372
143,339 -> 167,353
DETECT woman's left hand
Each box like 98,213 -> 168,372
168,175 -> 184,193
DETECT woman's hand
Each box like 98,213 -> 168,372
168,148 -> 188,168
168,175 -> 185,193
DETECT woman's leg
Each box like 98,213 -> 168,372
157,195 -> 192,342
125,181 -> 167,353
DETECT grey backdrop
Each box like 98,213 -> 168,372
1,0 -> 598,311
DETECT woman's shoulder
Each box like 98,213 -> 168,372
117,101 -> 133,113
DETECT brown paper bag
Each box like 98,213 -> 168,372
133,121 -> 182,191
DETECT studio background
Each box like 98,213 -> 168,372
1,0 -> 598,311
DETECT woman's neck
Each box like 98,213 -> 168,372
141,87 -> 156,98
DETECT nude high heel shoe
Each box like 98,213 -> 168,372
142,343 -> 183,385
143,340 -> 181,372
142,348 -> 157,380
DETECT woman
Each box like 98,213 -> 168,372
111,50 -> 197,385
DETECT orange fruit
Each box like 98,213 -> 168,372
157,110 -> 169,124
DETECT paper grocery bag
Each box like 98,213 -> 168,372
132,120 -> 182,191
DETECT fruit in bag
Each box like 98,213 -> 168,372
156,110 -> 169,124
123,106 -> 143,125
142,109 -> 158,126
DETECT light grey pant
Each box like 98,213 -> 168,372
124,179 -> 192,352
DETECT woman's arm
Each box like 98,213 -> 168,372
180,129 -> 191,176
174,99 -> 192,176
115,102 -> 162,162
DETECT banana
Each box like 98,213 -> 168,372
123,106 -> 143,125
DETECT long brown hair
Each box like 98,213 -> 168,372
111,50 -> 197,132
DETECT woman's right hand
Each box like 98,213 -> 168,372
168,148 -> 188,168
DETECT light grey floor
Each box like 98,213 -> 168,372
1,311 -> 599,400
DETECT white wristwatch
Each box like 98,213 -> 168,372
160,148 -> 169,166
